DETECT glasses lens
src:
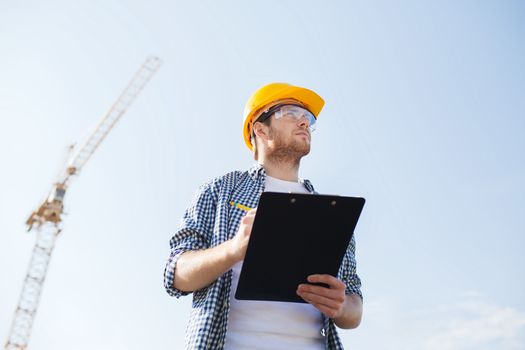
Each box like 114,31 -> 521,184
307,114 -> 316,132
277,105 -> 317,132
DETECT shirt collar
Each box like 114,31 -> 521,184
248,163 -> 316,193
248,163 -> 266,182
300,178 -> 316,193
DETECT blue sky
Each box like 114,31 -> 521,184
1,1 -> 524,349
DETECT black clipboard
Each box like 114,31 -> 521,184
235,191 -> 365,303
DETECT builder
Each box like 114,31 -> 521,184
164,82 -> 363,349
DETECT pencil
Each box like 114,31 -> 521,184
229,201 -> 252,212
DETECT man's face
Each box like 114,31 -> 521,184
265,111 -> 312,161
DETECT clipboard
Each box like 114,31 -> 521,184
235,191 -> 365,303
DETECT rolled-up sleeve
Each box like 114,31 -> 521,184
338,235 -> 363,300
163,182 -> 218,297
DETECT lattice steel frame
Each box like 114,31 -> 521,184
5,56 -> 162,350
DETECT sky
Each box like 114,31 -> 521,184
1,1 -> 524,349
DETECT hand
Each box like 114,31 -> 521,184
229,209 -> 257,262
296,274 -> 346,319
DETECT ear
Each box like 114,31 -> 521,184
253,122 -> 270,141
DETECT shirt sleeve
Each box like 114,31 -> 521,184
163,181 -> 218,298
338,235 -> 363,300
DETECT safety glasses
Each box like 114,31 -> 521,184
256,104 -> 317,133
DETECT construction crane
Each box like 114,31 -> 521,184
4,56 -> 162,350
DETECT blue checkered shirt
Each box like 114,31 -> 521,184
164,164 -> 362,349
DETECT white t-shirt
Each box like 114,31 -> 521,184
223,175 -> 324,350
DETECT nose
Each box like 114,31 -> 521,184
297,114 -> 309,128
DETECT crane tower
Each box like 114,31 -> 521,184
5,56 -> 162,350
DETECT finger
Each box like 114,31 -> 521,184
243,215 -> 255,225
297,284 -> 345,301
307,275 -> 345,289
309,302 -> 340,319
297,293 -> 342,318
297,290 -> 344,309
241,215 -> 252,225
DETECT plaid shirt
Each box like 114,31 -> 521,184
164,164 -> 362,349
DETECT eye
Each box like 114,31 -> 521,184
288,106 -> 302,114
281,111 -> 296,118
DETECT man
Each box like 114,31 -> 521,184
164,83 -> 363,349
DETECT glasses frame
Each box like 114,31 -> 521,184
252,104 -> 316,135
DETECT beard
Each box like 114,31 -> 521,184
265,126 -> 311,167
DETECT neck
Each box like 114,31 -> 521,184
258,157 -> 300,182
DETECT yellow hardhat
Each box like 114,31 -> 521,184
242,82 -> 325,151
